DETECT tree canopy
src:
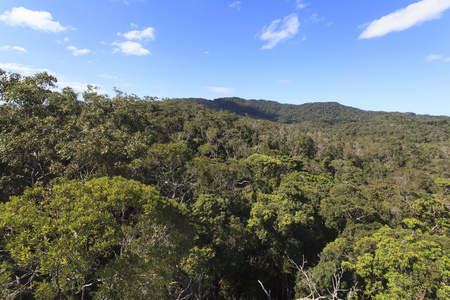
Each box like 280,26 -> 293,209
1,69 -> 450,299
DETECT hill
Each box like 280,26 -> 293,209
189,97 -> 387,124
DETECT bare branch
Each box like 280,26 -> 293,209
291,258 -> 358,300
258,280 -> 272,300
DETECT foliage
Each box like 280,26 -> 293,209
0,176 -> 191,299
349,226 -> 450,299
2,69 -> 450,299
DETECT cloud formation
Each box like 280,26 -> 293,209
118,27 -> 155,41
56,37 -> 70,45
66,46 -> 90,56
114,26 -> 154,56
0,63 -> 49,75
0,45 -> 27,52
259,13 -> 300,49
229,2 -> 241,11
425,54 -> 450,62
359,0 -> 450,39
425,54 -> 443,61
206,87 -> 236,94
0,7 -> 71,33
305,14 -> 324,24
296,0 -> 310,10
113,41 -> 150,56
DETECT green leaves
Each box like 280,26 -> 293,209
320,184 -> 380,232
0,70 -> 56,117
350,226 -> 450,299
3,69 -> 450,299
0,177 -> 191,299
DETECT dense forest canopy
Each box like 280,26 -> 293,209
1,70 -> 449,299
189,97 -> 388,124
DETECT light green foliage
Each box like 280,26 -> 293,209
246,153 -> 284,193
435,177 -> 450,192
350,226 -> 450,299
278,171 -> 333,206
192,195 -> 234,242
0,177 -> 191,299
248,191 -> 317,266
404,196 -> 450,236
249,193 -> 308,239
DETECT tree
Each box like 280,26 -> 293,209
0,177 -> 192,299
0,70 -> 57,117
320,184 -> 380,233
347,226 -> 450,299
186,194 -> 257,299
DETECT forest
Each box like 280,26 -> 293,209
0,69 -> 449,299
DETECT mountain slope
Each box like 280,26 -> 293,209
189,97 -> 386,124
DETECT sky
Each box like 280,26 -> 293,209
1,0 -> 450,116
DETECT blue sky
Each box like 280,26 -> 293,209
1,0 -> 449,116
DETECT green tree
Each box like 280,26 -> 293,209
187,194 -> 256,299
0,70 -> 57,117
348,226 -> 450,299
320,184 -> 380,233
0,177 -> 192,299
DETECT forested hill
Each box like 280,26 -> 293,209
2,70 -> 450,299
189,97 -> 388,124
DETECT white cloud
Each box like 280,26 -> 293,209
115,26 -> 154,56
112,41 -> 150,56
425,54 -> 450,62
229,1 -> 241,11
305,14 -> 324,23
425,54 -> 443,62
0,45 -> 27,52
359,0 -> 450,39
66,46 -> 90,56
118,27 -> 155,41
206,87 -> 236,94
296,0 -> 310,10
0,7 -> 72,33
0,63 -> 50,75
259,14 -> 300,49
204,51 -> 210,55
130,23 -> 138,28
56,37 -> 70,44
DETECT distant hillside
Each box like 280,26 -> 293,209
189,97 -> 386,124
